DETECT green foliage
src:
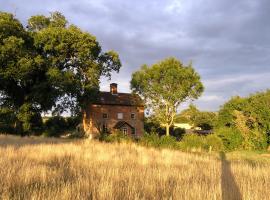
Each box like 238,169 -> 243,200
217,90 -> 270,150
44,116 -> 67,137
17,103 -> 43,135
179,133 -> 224,151
249,130 -> 268,151
172,128 -> 186,140
131,58 -> 203,136
215,127 -> 243,151
179,134 -> 205,150
176,104 -> 217,130
139,133 -> 161,147
67,126 -> 86,139
158,135 -> 179,149
27,15 -> 50,31
139,133 -> 179,149
144,117 -> 185,140
204,134 -> 224,151
43,116 -> 80,137
217,96 -> 248,128
65,116 -> 81,129
101,130 -> 132,143
0,107 -> 16,133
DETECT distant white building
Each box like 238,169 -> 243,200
174,123 -> 201,130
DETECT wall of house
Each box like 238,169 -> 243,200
83,104 -> 144,137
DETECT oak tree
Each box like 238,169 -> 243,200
0,11 -> 121,134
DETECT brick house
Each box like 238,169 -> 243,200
83,83 -> 144,138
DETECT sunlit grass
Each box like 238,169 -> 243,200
0,135 -> 269,200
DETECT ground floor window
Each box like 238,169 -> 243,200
121,127 -> 128,135
102,123 -> 108,133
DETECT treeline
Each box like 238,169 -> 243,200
142,90 -> 270,151
216,90 -> 270,150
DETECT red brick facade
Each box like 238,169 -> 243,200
83,84 -> 144,138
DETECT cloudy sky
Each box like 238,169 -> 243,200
2,0 -> 270,111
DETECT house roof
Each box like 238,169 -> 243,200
93,92 -> 144,106
114,121 -> 134,129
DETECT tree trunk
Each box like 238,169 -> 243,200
166,124 -> 170,136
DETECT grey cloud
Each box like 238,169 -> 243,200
1,0 -> 270,111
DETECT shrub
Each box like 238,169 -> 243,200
44,116 -> 67,137
215,127 -> 243,151
139,133 -> 179,149
102,130 -> 132,143
248,130 -> 268,150
66,116 -> 81,129
139,133 -> 161,148
17,103 -> 43,135
171,128 -> 185,140
158,135 -> 179,149
68,126 -> 86,139
179,133 -> 205,151
204,134 -> 224,151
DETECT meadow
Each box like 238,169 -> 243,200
0,135 -> 269,200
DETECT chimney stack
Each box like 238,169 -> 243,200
110,83 -> 118,95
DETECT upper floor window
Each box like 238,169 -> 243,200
103,113 -> 108,119
131,113 -> 135,119
117,113 -> 123,119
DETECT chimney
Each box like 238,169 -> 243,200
110,83 -> 118,94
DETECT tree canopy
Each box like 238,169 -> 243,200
0,11 -> 121,134
217,90 -> 270,149
175,104 -> 217,130
218,90 -> 270,133
131,57 -> 204,136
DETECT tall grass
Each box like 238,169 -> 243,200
0,135 -> 269,200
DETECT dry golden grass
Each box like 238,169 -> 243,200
0,135 -> 269,200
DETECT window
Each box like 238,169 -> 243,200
102,113 -> 108,119
122,127 -> 128,135
117,113 -> 123,119
132,128 -> 136,135
102,123 -> 108,133
131,113 -> 135,119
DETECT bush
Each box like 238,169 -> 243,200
139,133 -> 161,147
158,135 -> 179,149
144,117 -> 185,138
68,124 -> 86,139
102,130 -> 132,143
204,134 -> 224,151
66,116 -> 81,129
179,133 -> 205,151
171,128 -> 185,140
44,116 -> 67,137
139,133 -> 179,149
17,103 -> 43,135
248,130 -> 268,151
215,127 -> 243,151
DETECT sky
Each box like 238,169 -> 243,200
1,0 -> 270,111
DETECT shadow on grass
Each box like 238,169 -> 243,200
0,134 -> 75,147
220,152 -> 242,200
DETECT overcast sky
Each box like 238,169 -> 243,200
2,0 -> 270,111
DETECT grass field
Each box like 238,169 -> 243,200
0,135 -> 269,200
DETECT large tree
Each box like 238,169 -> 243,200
0,12 -> 121,135
131,57 -> 204,136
